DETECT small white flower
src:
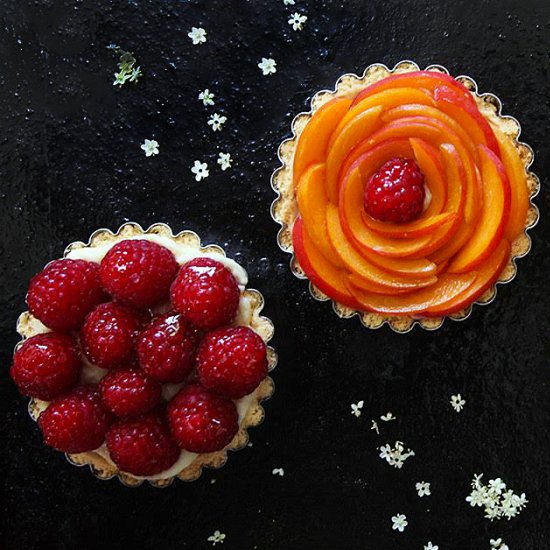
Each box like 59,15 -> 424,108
199,89 -> 215,106
472,473 -> 484,489
283,0 -> 295,5
272,467 -> 284,476
247,441 -> 253,447
350,400 -> 364,418
450,393 -> 466,412
379,441 -> 415,469
288,12 -> 307,31
391,514 -> 408,532
140,139 -> 159,157
217,152 -> 233,171
380,412 -> 396,422
258,57 -> 277,76
210,479 -> 216,484
416,481 -> 431,497
371,420 -> 380,435
466,488 -> 486,507
207,530 -> 226,546
208,113 -> 227,132
424,543 -> 439,550
188,27 -> 207,45
488,478 -> 506,496
490,538 -> 509,550
191,160 -> 209,181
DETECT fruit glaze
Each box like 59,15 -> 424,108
13,223 -> 277,487
272,61 -> 539,332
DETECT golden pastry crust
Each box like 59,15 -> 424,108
271,61 -> 539,333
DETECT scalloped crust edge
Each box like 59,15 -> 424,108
20,222 -> 278,487
270,60 -> 540,333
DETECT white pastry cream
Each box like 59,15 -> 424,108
37,232 -> 260,480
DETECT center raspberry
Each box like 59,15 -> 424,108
363,157 -> 426,223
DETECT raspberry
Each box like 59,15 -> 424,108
80,302 -> 147,369
137,313 -> 200,383
99,369 -> 161,418
106,412 -> 180,476
364,158 -> 426,223
167,384 -> 238,453
99,239 -> 179,309
38,386 -> 112,453
10,333 -> 81,400
170,258 -> 240,331
197,327 -> 268,399
27,259 -> 106,332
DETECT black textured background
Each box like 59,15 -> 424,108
1,1 -> 549,549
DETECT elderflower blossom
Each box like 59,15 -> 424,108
288,12 -> 307,31
350,400 -> 364,417
391,514 -> 408,532
188,27 -> 207,45
450,394 -> 466,412
207,530 -> 225,546
416,481 -> 431,497
466,473 -> 528,521
258,57 -> 277,75
379,441 -> 415,469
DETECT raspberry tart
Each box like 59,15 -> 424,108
272,61 -> 539,332
13,223 -> 276,486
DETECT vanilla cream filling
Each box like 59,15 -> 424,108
37,233 -> 257,480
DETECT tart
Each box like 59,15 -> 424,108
12,222 -> 276,487
272,61 -> 539,332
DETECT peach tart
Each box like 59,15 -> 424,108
272,61 -> 539,332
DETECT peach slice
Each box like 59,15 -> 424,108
434,85 -> 500,155
325,105 -> 382,203
381,104 -> 477,158
495,128 -> 530,240
347,273 -> 420,296
425,239 -> 510,317
448,145 -> 511,273
338,165 -> 434,259
293,97 -> 352,188
365,118 -> 442,149
335,87 -> 436,138
296,163 -> 342,266
428,218 -> 474,265
405,144 -> 467,259
409,138 -> 447,215
351,70 -> 476,108
362,212 -> 456,240
326,204 -> 438,288
292,217 -> 360,309
347,272 -> 477,315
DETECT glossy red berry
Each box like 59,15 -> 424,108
137,313 -> 200,383
38,386 -> 112,453
99,369 -> 161,418
170,258 -> 240,331
27,259 -> 106,332
364,157 -> 426,223
80,302 -> 146,369
106,411 -> 180,476
167,384 -> 238,453
197,326 -> 268,399
10,333 -> 81,400
99,239 -> 179,309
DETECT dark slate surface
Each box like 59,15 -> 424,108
1,1 -> 549,549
